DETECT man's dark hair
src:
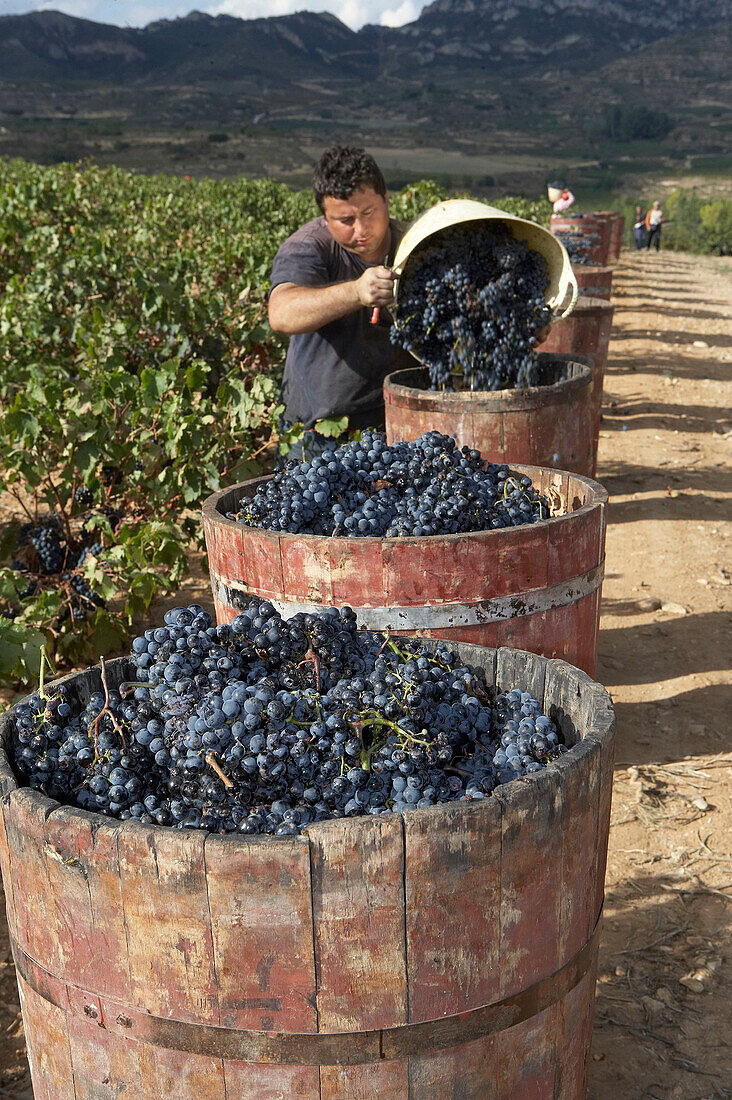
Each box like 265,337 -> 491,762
313,146 -> 387,212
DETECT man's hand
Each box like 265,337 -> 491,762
355,266 -> 397,309
535,323 -> 552,345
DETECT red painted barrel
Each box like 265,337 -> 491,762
574,265 -> 613,300
539,297 -> 615,476
383,354 -> 595,476
551,214 -> 612,266
203,467 -> 607,676
0,644 -> 615,1100
596,212 -> 625,260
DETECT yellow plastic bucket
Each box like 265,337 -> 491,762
393,199 -> 578,321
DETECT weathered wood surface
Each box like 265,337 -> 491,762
384,354 -> 596,475
574,264 -> 613,300
404,797 -> 502,1021
203,465 -> 607,677
309,814 -> 407,1032
118,824 -> 219,1025
596,212 -> 625,261
0,644 -> 615,1098
540,296 -> 615,476
204,833 -> 318,1033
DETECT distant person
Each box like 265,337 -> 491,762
268,145 -> 412,458
553,188 -> 575,213
645,201 -> 665,251
633,205 -> 646,250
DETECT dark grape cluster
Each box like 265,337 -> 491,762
9,603 -> 566,835
236,431 -> 548,536
74,486 -> 95,507
65,542 -> 106,620
7,517 -> 109,621
17,517 -> 67,574
390,222 -> 552,391
552,230 -> 601,266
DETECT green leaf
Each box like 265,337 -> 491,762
130,572 -> 159,607
87,609 -> 129,658
313,416 -> 348,439
0,523 -> 21,562
0,619 -> 46,687
74,439 -> 99,479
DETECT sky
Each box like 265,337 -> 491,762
0,0 -> 425,31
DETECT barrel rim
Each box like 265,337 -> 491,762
550,212 -> 615,221
383,355 -> 594,412
0,645 -> 615,847
202,464 -> 608,545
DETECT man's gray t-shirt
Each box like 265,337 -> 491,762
270,216 -> 412,430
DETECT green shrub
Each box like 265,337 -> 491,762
389,179 -> 449,221
699,199 -> 732,255
663,188 -> 732,254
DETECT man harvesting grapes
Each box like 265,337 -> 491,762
268,146 -> 412,455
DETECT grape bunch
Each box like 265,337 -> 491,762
7,517 -> 109,621
237,431 -> 548,536
9,603 -> 566,835
74,486 -> 95,507
66,542 -> 107,621
552,230 -> 600,266
17,517 -> 67,574
390,222 -> 552,391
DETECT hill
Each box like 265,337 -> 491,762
0,1 -> 729,188
0,1 -> 730,86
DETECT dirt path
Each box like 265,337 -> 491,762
587,250 -> 731,1100
0,250 -> 730,1098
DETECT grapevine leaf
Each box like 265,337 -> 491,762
0,620 -> 46,685
313,416 -> 348,439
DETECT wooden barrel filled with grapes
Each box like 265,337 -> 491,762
550,213 -> 613,267
0,642 -> 615,1099
383,354 -> 596,475
574,264 -> 613,301
538,297 -> 615,476
203,459 -> 607,677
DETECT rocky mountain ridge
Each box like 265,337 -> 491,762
0,0 -> 730,84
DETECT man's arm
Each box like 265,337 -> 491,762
268,266 -> 396,335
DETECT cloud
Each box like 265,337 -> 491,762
380,0 -> 420,27
212,0 -> 421,31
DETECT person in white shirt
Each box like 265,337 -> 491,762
645,201 -> 665,251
